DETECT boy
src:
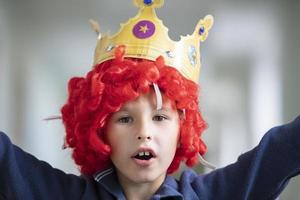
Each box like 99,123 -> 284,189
1,0 -> 299,199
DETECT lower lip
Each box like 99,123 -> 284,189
132,158 -> 155,167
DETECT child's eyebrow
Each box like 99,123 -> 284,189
156,107 -> 172,113
116,108 -> 129,112
117,105 -> 136,112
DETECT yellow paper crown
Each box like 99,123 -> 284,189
91,0 -> 213,83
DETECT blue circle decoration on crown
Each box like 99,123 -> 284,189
144,0 -> 153,5
199,26 -> 205,35
133,20 -> 156,39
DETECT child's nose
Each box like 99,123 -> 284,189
136,121 -> 153,141
137,136 -> 151,140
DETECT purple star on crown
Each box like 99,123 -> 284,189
133,20 -> 155,39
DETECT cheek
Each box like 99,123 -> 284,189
173,124 -> 181,150
105,125 -> 121,150
106,125 -> 130,154
162,123 -> 180,148
106,133 -> 123,161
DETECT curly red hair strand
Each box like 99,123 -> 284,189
61,46 -> 207,176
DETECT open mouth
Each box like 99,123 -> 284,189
132,149 -> 156,166
134,151 -> 154,160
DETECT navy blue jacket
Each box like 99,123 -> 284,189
1,116 -> 300,199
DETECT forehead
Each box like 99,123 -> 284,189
120,91 -> 175,111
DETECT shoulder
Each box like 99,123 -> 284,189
0,131 -> 15,158
0,131 -> 16,150
0,131 -> 10,142
178,169 -> 200,183
173,169 -> 209,198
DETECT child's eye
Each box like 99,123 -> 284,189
153,115 -> 168,121
117,116 -> 133,123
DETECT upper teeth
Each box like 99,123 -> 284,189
138,151 -> 150,156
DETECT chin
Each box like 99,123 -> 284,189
129,170 -> 166,184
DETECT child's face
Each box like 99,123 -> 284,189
106,91 -> 180,187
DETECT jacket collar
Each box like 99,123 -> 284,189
93,167 -> 183,199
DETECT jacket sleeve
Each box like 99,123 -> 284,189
0,132 -> 87,200
188,115 -> 300,199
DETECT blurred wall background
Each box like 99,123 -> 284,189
0,0 -> 299,198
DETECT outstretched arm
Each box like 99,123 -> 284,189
179,115 -> 300,199
0,132 -> 86,199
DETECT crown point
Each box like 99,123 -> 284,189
89,19 -> 100,34
144,0 -> 153,5
195,15 -> 214,42
134,0 -> 164,8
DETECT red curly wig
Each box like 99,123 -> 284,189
61,45 -> 207,176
